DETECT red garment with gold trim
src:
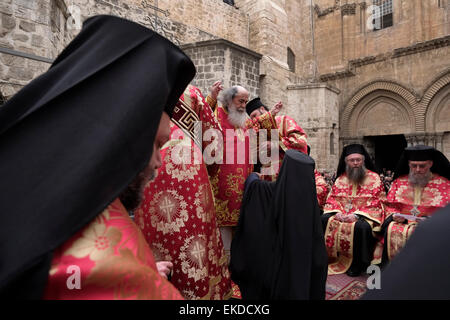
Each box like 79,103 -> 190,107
276,115 -> 308,155
384,174 -> 449,260
323,170 -> 386,274
315,169 -> 329,210
252,115 -> 308,181
44,199 -> 182,300
210,106 -> 254,227
135,86 -> 232,300
135,123 -> 232,300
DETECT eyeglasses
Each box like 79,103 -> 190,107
409,163 -> 429,170
347,158 -> 363,164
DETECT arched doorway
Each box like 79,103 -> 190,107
424,80 -> 450,159
342,84 -> 416,171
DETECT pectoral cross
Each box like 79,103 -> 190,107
345,200 -> 353,213
410,205 -> 420,217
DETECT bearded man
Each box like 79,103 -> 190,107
322,144 -> 386,277
382,145 -> 449,262
206,85 -> 281,261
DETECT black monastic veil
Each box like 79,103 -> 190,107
230,150 -> 328,299
0,15 -> 195,298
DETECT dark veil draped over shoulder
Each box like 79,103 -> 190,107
230,150 -> 328,299
0,15 -> 195,298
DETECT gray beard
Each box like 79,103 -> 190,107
227,104 -> 248,128
409,171 -> 432,188
346,164 -> 366,184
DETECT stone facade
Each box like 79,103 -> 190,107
287,83 -> 340,171
1,0 -> 449,171
181,39 -> 261,98
0,0 -> 70,98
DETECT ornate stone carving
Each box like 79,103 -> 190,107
393,35 -> 450,58
342,81 -> 420,136
341,3 -> 357,16
405,133 -> 445,151
318,36 -> 450,82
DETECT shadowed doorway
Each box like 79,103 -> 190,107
367,135 -> 407,172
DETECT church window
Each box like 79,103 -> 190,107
372,0 -> 393,31
330,133 -> 335,155
287,47 -> 295,73
223,0 -> 234,6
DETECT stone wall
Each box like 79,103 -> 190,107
287,83 -> 340,171
0,0 -> 69,98
1,0 -> 449,163
68,0 -> 219,46
0,0 -> 223,98
181,39 -> 262,98
149,0 -> 249,47
308,0 -> 450,161
312,0 -> 450,76
235,0 -> 294,117
329,43 -> 450,158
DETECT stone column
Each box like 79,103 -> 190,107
286,83 -> 340,172
181,39 -> 262,98
235,0 -> 290,105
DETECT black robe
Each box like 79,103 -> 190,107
0,15 -> 195,298
230,150 -> 328,299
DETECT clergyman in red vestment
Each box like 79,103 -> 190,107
135,85 -> 233,299
321,144 -> 386,277
382,145 -> 450,262
206,85 -> 283,261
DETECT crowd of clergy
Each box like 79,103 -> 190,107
0,15 -> 448,300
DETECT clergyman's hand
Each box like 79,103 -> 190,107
335,213 -> 345,222
156,261 -> 173,280
209,81 -> 223,101
270,101 -> 283,117
345,214 -> 358,223
393,214 -> 406,224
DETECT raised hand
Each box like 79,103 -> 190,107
270,101 -> 283,116
209,80 -> 223,101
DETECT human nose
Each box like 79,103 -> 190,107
154,150 -> 162,170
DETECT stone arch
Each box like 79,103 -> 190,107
342,81 -> 419,136
423,71 -> 450,132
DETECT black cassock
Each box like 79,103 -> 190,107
230,150 -> 328,299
